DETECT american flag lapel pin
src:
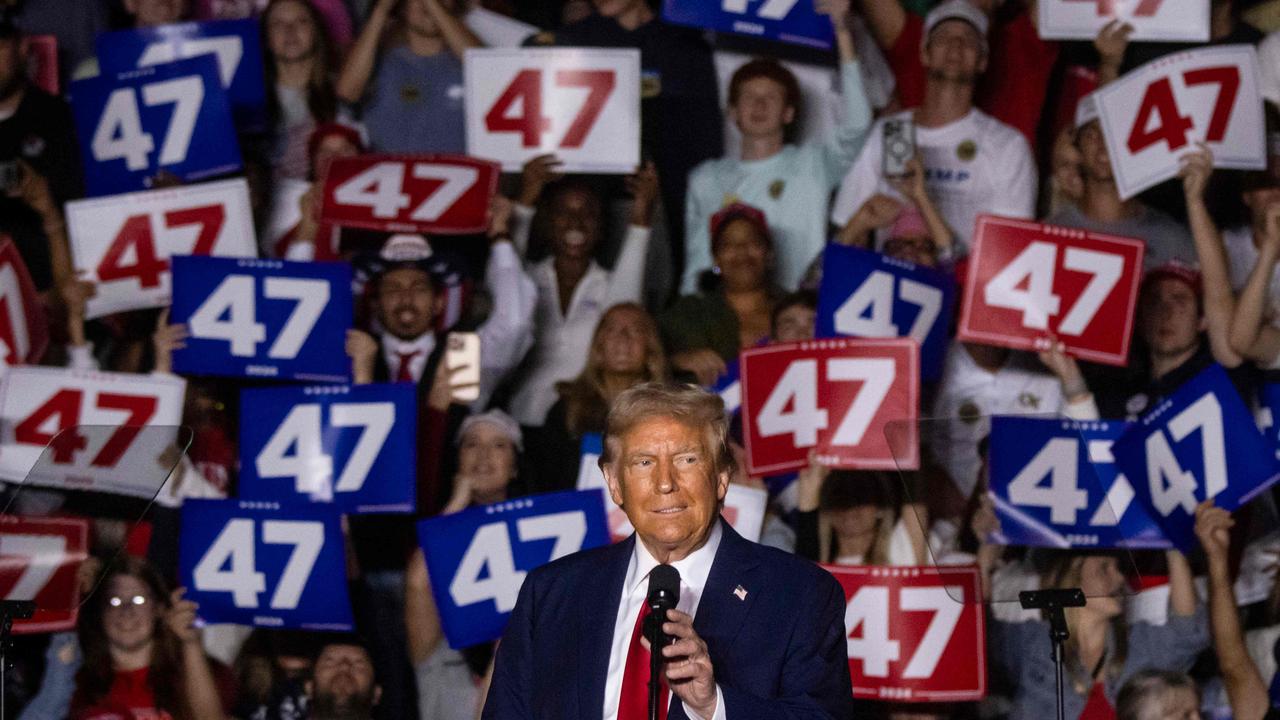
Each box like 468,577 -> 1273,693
733,585 -> 747,601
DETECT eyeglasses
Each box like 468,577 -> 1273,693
106,594 -> 150,610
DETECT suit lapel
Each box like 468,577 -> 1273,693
693,519 -> 762,674
578,535 -> 633,720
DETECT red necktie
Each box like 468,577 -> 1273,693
395,350 -> 421,383
618,603 -> 668,720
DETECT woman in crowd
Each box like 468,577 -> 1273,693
404,410 -> 529,720
506,162 -> 658,428
793,464 -> 924,566
974,493 -> 1207,719
262,0 -> 339,181
72,556 -> 231,720
529,302 -> 670,492
661,203 -> 782,386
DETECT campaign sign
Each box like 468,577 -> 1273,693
1112,364 -> 1280,551
1038,0 -> 1209,42
180,499 -> 353,631
1095,45 -> 1266,200
96,18 -> 268,131
170,257 -> 353,383
741,338 -> 919,475
817,244 -> 954,381
662,0 -> 834,49
826,565 -> 986,703
66,178 -> 257,319
959,216 -> 1144,366
70,55 -> 241,197
238,384 -> 416,514
0,367 -> 186,489
713,359 -> 742,416
320,154 -> 499,235
26,35 -> 59,96
0,515 -> 89,634
988,417 -> 1170,550
465,48 -> 640,173
0,238 -> 49,368
417,489 -> 610,648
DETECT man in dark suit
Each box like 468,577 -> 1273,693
484,383 -> 853,719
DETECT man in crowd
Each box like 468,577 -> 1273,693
307,637 -> 382,720
684,0 -> 869,292
1047,103 -> 1196,270
336,0 -> 479,154
831,0 -> 1035,256
486,383 -> 853,719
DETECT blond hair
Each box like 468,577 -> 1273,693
599,382 -> 733,480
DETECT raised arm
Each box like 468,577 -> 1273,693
423,0 -> 482,58
1181,145 -> 1244,368
855,0 -> 908,51
405,548 -> 445,665
818,0 -> 874,188
1229,204 -> 1280,365
1094,20 -> 1132,87
167,589 -> 226,720
1195,500 -> 1270,720
336,0 -> 397,104
605,162 -> 657,306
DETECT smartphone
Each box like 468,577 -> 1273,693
445,332 -> 481,404
881,118 -> 916,178
0,160 -> 20,194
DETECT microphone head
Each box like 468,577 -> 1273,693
647,564 -> 680,609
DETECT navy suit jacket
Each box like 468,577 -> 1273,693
482,518 -> 854,719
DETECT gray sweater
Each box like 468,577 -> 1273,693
989,604 -> 1209,719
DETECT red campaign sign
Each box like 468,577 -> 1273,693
25,36 -> 59,96
741,338 -> 918,476
0,515 -> 89,634
958,215 -> 1145,366
0,237 -> 49,367
826,565 -> 986,703
320,154 -> 500,235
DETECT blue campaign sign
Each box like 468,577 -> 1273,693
179,499 -> 353,631
712,359 -> 741,416
988,416 -> 1169,550
816,244 -> 955,381
238,384 -> 417,514
70,55 -> 241,197
662,0 -> 834,49
170,256 -> 353,383
96,18 -> 267,131
1112,364 -> 1280,551
417,490 -> 610,649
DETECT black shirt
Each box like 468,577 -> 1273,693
1098,343 -> 1259,421
0,86 -> 83,290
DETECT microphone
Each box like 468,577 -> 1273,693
644,565 -> 680,720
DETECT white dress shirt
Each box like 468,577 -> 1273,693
603,523 -> 727,720
381,332 -> 437,384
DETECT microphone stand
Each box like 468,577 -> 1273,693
0,600 -> 35,720
1020,589 -> 1085,720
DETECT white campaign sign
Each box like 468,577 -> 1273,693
0,367 -> 186,491
1038,0 -> 1209,42
1095,45 -> 1266,200
464,48 -> 640,173
66,178 -> 257,318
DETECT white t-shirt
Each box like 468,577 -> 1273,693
830,108 -> 1037,254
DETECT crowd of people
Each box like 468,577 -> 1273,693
2,0 -> 1280,717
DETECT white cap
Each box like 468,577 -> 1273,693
923,0 -> 989,50
1074,93 -> 1099,129
379,234 -> 433,262
457,410 -> 524,452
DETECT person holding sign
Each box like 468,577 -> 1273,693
336,0 -> 479,154
70,556 -> 232,720
974,501 -> 1207,720
831,0 -> 1037,259
485,383 -> 854,719
683,0 -> 871,292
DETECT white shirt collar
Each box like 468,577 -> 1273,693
623,521 -> 723,612
380,332 -> 436,380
